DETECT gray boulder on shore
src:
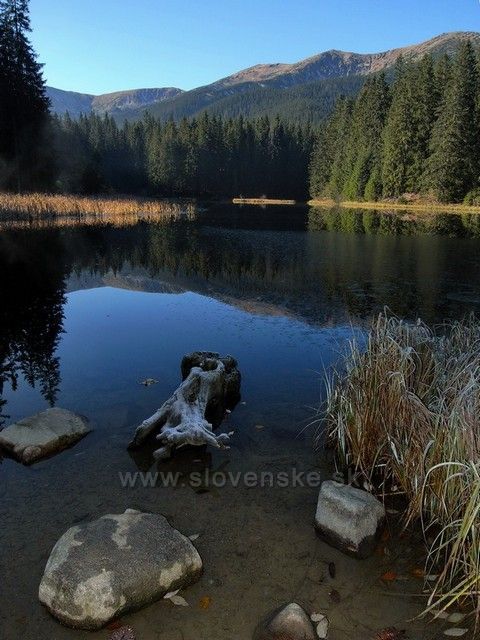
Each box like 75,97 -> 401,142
315,480 -> 385,558
39,509 -> 203,630
0,407 -> 91,464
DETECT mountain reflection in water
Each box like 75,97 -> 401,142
1,204 -> 480,423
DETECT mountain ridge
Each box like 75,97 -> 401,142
47,31 -> 480,122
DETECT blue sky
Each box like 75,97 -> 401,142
30,0 -> 480,95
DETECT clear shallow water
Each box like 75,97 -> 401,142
1,205 -> 479,639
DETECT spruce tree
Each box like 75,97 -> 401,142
382,57 -> 437,197
0,0 -> 50,190
324,97 -> 354,198
342,74 -> 390,200
425,41 -> 479,202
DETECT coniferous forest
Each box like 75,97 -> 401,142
1,0 -> 480,203
310,43 -> 480,204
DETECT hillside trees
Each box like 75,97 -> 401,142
309,43 -> 480,204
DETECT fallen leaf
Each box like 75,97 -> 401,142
373,628 -> 405,640
328,561 -> 336,579
109,627 -> 136,640
169,595 -> 189,607
140,378 -> 158,386
431,610 -> 449,620
107,620 -> 123,631
164,589 -> 189,607
199,596 -> 212,610
381,529 -> 391,543
443,629 -> 469,637
448,613 -> 466,624
380,571 -> 397,583
411,567 -> 425,579
329,588 -> 341,603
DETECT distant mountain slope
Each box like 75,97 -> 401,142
48,31 -> 480,123
213,31 -> 480,88
46,86 -> 184,118
46,87 -> 94,118
140,31 -> 480,122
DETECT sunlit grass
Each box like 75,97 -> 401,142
323,312 -> 480,622
309,197 -> 480,214
0,192 -> 197,226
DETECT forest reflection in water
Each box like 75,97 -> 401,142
1,204 -> 480,425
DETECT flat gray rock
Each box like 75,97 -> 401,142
315,480 -> 385,558
0,407 -> 90,464
39,509 -> 203,630
254,602 -> 317,640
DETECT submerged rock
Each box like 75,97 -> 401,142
253,602 -> 317,640
315,480 -> 385,558
39,509 -> 203,630
0,407 -> 90,464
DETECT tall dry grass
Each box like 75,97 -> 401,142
0,192 -> 197,225
324,312 -> 480,622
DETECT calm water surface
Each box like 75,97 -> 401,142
1,205 -> 479,639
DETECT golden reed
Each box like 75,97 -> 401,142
0,192 -> 197,228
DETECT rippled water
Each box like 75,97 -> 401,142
1,204 -> 479,639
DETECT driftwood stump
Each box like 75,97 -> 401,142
128,352 -> 241,460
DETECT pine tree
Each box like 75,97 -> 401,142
0,0 -> 50,190
425,41 -> 479,202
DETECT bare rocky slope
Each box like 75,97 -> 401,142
46,86 -> 184,119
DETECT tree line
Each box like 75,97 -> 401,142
309,42 -> 480,203
1,0 -> 480,204
52,112 -> 314,199
0,1 -> 315,199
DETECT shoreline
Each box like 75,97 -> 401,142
2,192 -> 480,216
308,197 -> 480,214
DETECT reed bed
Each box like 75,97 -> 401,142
0,192 -> 197,222
324,312 -> 480,622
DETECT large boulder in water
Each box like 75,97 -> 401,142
315,480 -> 385,558
0,407 -> 90,464
39,509 -> 203,630
253,602 -> 317,640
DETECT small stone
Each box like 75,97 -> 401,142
314,481 -> 385,559
0,407 -> 91,464
254,602 -> 316,640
